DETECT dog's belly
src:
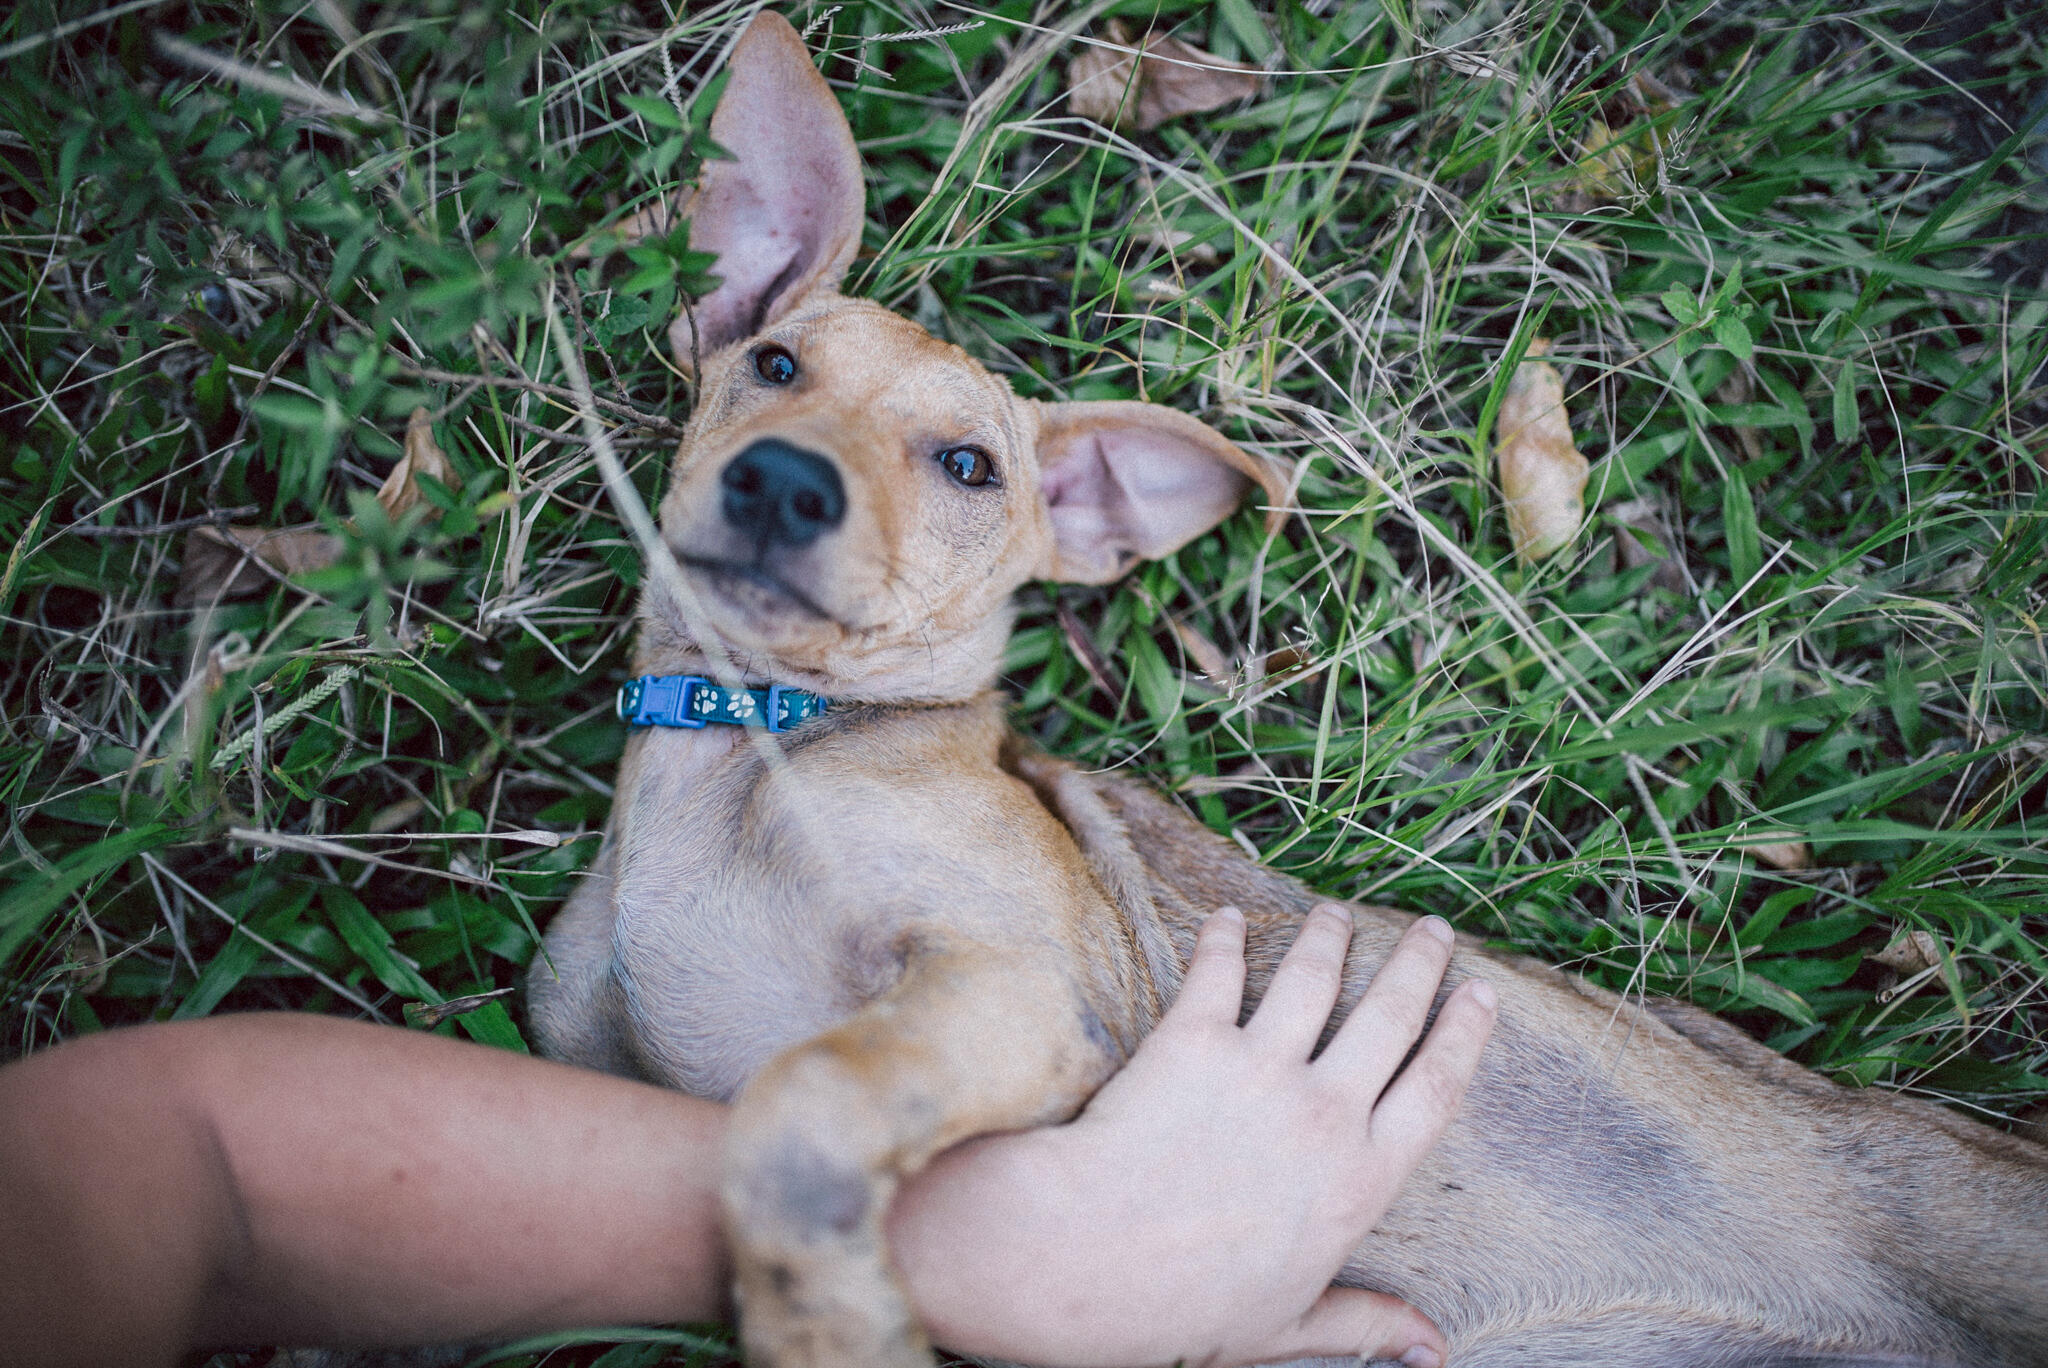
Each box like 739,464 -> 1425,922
610,914 -> 842,1100
608,877 -> 896,1102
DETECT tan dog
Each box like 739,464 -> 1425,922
529,14 -> 2048,1368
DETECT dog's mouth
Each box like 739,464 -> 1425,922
675,552 -> 842,626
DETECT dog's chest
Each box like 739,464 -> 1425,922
605,732 -> 906,1100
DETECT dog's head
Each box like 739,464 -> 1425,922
635,13 -> 1287,702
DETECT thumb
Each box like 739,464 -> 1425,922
1259,1286 -> 1448,1368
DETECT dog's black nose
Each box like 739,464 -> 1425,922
719,439 -> 846,547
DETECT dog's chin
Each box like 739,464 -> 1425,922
674,556 -> 847,649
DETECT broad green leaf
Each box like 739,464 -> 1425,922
1737,886 -> 1819,948
1216,0 -> 1275,58
1763,909 -> 1871,954
617,93 -> 688,132
324,887 -> 437,1001
1831,361 -> 1860,445
456,998 -> 530,1054
1722,468 -> 1761,586
1693,962 -> 1817,1025
1712,313 -> 1754,360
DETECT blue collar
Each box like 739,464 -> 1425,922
616,674 -> 829,733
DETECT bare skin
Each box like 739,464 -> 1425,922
0,908 -> 1494,1368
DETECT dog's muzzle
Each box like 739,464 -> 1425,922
721,439 -> 846,547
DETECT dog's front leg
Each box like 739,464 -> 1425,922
723,943 -> 1120,1368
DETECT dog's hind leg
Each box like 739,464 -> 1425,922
525,840 -> 640,1079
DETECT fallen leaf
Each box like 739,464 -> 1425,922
1557,71 -> 1686,207
177,525 -> 345,605
1748,836 -> 1812,871
368,797 -> 428,834
64,924 -> 109,993
1251,643 -> 1322,688
1068,21 -> 1262,132
1133,220 -> 1221,266
1167,613 -> 1232,683
378,408 -> 455,520
1872,928 -> 1941,976
1715,371 -> 1764,463
1494,339 -> 1589,564
1569,117 -> 1637,202
179,410 -> 447,605
1872,927 -> 1961,1008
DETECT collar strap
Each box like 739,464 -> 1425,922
617,674 -> 828,733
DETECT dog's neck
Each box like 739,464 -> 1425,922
616,720 -> 748,824
630,594 -> 1018,707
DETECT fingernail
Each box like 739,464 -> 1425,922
1416,915 -> 1454,946
1316,901 -> 1353,926
1401,1346 -> 1443,1368
1213,905 -> 1244,925
1470,978 -> 1498,1010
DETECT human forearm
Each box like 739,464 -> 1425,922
0,1014 -> 731,1365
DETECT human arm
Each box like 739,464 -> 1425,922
0,1010 -> 729,1364
0,907 -> 1493,1368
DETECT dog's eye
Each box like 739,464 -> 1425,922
936,445 -> 996,488
753,345 -> 798,385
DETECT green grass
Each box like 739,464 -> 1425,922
3,0 -> 2046,1361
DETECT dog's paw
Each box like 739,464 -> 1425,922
733,1234 -> 933,1368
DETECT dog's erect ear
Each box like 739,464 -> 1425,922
666,12 -> 864,366
1033,400 -> 1291,584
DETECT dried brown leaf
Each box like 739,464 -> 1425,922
1748,836 -> 1812,871
177,525 -> 344,605
403,986 -> 516,1030
1716,371 -> 1764,463
1133,220 -> 1221,266
1872,929 -> 1941,976
1494,340 -> 1589,564
1608,496 -> 1689,593
379,407 -> 456,520
1252,643 -> 1322,687
1558,74 -> 1684,207
1167,613 -> 1232,682
1068,23 -> 1261,132
179,411 -> 452,606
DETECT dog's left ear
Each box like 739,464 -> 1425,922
1033,400 -> 1291,584
665,12 -> 865,367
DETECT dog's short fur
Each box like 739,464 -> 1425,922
529,15 -> 2048,1368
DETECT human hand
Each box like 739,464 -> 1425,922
890,904 -> 1498,1368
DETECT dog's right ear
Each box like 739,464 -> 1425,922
665,12 -> 864,368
